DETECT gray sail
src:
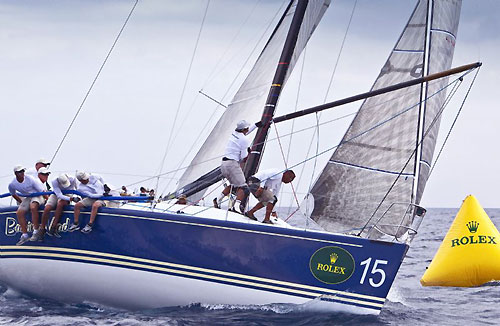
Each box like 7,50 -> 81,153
177,0 -> 330,202
309,0 -> 461,239
416,0 -> 461,204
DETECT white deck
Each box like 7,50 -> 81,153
120,201 -> 293,228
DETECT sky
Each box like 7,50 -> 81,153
0,0 -> 498,208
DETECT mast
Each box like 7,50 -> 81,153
412,0 -> 433,205
244,0 -> 309,178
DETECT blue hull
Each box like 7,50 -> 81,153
0,206 -> 408,314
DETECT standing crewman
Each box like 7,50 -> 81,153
213,120 -> 257,215
245,169 -> 295,224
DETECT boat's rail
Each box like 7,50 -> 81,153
1,191 -> 426,245
0,190 -> 152,202
366,203 -> 426,244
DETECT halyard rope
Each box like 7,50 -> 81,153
50,0 -> 139,166
155,0 -> 211,193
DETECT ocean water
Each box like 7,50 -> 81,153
1,208 -> 499,325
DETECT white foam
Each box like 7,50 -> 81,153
199,302 -> 295,314
387,286 -> 407,305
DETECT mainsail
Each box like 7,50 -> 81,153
309,0 -> 461,238
176,0 -> 330,201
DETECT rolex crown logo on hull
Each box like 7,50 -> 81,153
330,253 -> 338,264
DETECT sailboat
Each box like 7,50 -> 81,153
0,0 -> 480,315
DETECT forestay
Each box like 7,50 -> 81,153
309,0 -> 461,239
176,0 -> 330,202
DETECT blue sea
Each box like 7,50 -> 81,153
1,208 -> 499,325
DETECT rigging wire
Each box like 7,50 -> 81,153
124,82 -> 433,191
198,90 -> 228,109
272,123 -> 301,218
305,112 -> 320,223
156,1 -> 288,195
359,81 -> 462,236
291,0 -> 357,212
282,70 -> 477,199
428,69 -> 481,177
200,0 -> 263,89
284,48 -> 306,166
323,0 -> 358,103
126,110 -> 356,190
3,72 -> 474,210
358,67 -> 480,237
155,0 -> 211,193
49,0 -> 139,166
282,47 -> 306,212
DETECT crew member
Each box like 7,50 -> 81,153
103,183 -> 122,208
246,169 -> 295,224
39,173 -> 78,239
213,120 -> 257,215
69,171 -> 106,234
7,165 -> 46,245
27,158 -> 51,190
27,167 -> 51,241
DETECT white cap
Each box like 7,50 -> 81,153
236,120 -> 250,131
38,167 -> 51,175
13,165 -> 26,173
76,171 -> 90,181
57,174 -> 71,188
36,158 -> 50,165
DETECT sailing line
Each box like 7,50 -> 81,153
49,0 -> 139,167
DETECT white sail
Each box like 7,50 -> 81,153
310,0 -> 461,238
177,0 -> 330,201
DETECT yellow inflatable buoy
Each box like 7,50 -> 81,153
421,195 -> 500,287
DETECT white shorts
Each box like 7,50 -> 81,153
256,189 -> 278,205
105,200 -> 121,208
221,160 -> 246,187
81,198 -> 106,208
18,196 -> 45,212
46,194 -> 58,207
46,194 -> 70,207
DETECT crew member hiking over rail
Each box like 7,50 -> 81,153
41,173 -> 78,239
69,171 -> 106,234
8,165 -> 46,245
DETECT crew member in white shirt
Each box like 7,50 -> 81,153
103,183 -> 122,208
27,167 -> 52,241
39,173 -> 78,239
213,120 -> 257,215
246,169 -> 295,224
69,171 -> 106,234
27,158 -> 51,190
8,165 -> 46,245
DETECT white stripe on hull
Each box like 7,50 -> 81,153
0,258 -> 380,315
